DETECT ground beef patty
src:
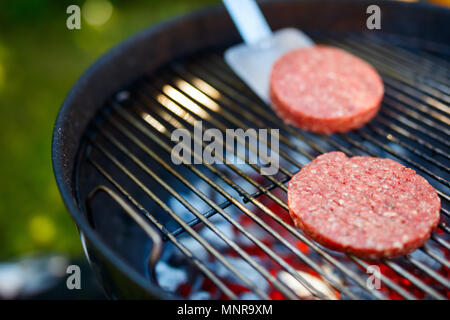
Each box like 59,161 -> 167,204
288,152 -> 440,259
270,46 -> 384,134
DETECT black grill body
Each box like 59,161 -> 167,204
52,0 -> 450,299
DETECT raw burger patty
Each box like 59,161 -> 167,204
288,152 -> 440,259
270,45 -> 384,134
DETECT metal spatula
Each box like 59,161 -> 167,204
223,0 -> 314,104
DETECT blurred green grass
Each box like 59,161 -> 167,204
0,0 -> 218,259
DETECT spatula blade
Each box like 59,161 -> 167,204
224,28 -> 314,104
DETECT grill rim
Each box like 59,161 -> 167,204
52,0 -> 450,299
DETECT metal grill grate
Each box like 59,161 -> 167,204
78,34 -> 450,300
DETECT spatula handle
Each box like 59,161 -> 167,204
223,0 -> 272,46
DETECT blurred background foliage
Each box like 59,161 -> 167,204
0,0 -> 219,260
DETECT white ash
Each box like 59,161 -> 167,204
155,261 -> 188,292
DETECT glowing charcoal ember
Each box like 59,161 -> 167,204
177,235 -> 209,261
177,283 -> 193,297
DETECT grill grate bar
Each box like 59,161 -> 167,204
442,208 -> 450,219
384,86 -> 450,127
378,106 -> 450,148
380,96 -> 450,137
422,244 -> 450,269
88,130 -> 274,300
211,59 -> 450,189
375,111 -> 450,157
170,174 -> 292,238
208,49 -> 450,120
199,54 -> 450,168
319,133 -> 450,268
351,130 -> 449,188
384,261 -> 446,300
432,234 -> 450,251
208,58 -> 450,156
367,121 -> 450,172
186,59 -> 449,297
337,127 -> 450,195
349,257 -> 416,300
166,68 -> 317,161
139,83 -> 292,207
136,84 -> 294,214
186,57 -> 450,217
384,78 -> 450,115
216,53 -> 450,181
149,77 -> 300,180
99,111 -> 333,300
334,131 -> 449,227
168,56 -> 449,298
359,33 -> 450,68
206,50 -> 450,161
113,94 -> 365,299
366,123 -> 449,174
145,82 -> 295,189
181,62 -> 330,156
438,222 -> 450,234
86,159 -> 238,299
193,77 -> 450,230
284,133 -> 449,299
145,76 -> 435,299
344,35 -> 450,86
327,37 -> 450,110
122,85 -> 388,299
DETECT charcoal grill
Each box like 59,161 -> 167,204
52,0 -> 450,299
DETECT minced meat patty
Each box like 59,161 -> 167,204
288,152 -> 440,259
270,46 -> 384,134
